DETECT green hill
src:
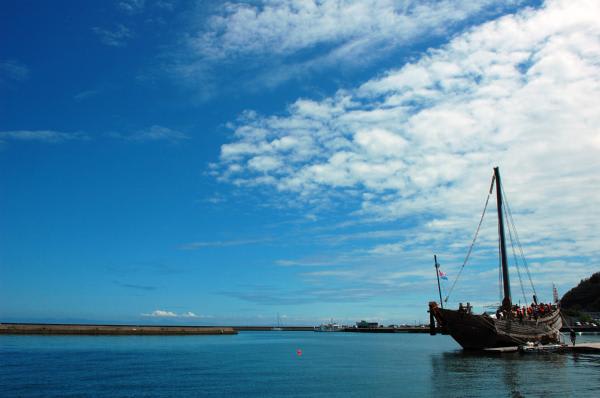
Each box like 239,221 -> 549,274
560,272 -> 600,312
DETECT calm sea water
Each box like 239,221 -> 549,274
1,332 -> 599,397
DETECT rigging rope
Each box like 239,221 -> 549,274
501,182 -> 537,298
498,229 -> 503,304
444,173 -> 494,303
503,200 -> 528,305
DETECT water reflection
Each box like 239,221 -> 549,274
430,350 -> 571,397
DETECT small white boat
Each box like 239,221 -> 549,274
314,321 -> 344,332
519,342 -> 564,353
272,313 -> 283,331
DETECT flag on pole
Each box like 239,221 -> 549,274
438,269 -> 448,280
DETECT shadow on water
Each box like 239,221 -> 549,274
430,350 -> 576,398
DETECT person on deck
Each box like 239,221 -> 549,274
570,330 -> 577,346
517,308 -> 523,323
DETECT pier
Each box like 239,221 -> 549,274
569,342 -> 600,353
484,342 -> 600,354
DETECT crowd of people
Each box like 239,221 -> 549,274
496,302 -> 557,322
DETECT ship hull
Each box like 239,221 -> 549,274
431,306 -> 562,350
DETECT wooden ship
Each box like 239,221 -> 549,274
428,167 -> 562,349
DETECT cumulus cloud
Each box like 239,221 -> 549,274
142,310 -> 202,318
143,310 -> 177,317
181,311 -> 201,318
213,0 -> 600,297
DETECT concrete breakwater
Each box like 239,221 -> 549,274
233,326 -> 435,333
0,323 -> 439,335
0,323 -> 237,335
233,326 -> 314,331
345,326 -> 434,333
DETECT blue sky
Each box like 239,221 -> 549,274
1,0 -> 599,326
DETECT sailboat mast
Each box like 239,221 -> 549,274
494,167 -> 511,308
434,255 -> 444,309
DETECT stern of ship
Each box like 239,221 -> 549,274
429,302 -> 514,349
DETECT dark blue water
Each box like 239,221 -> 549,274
1,332 -> 599,397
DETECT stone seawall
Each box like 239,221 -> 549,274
0,323 -> 237,335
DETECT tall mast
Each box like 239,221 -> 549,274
434,255 -> 443,309
494,167 -> 511,308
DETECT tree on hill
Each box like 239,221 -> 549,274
560,272 -> 600,312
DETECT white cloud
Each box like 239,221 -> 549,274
74,89 -> 101,102
155,1 -> 174,11
248,155 -> 282,172
0,130 -> 88,143
181,311 -> 200,318
142,310 -> 203,318
0,60 -> 29,82
180,238 -> 268,250
354,128 -> 408,157
215,0 -> 600,295
118,0 -> 146,14
92,24 -> 134,47
1,126 -> 188,146
173,0 -> 526,91
143,310 -> 177,317
113,125 -> 190,142
191,0 -> 519,60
